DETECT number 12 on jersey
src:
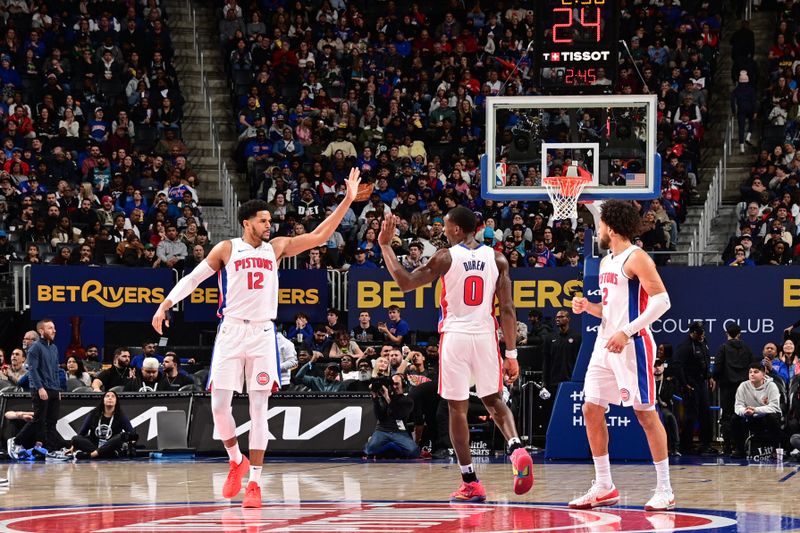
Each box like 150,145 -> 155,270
247,271 -> 264,290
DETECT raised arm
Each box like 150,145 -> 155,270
271,168 -> 362,259
378,215 -> 450,292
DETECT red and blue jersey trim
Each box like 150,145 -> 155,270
628,280 -> 655,405
438,276 -> 448,333
216,268 -> 228,319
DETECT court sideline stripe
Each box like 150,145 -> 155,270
779,466 -> 800,482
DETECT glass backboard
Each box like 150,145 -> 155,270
481,95 -> 660,201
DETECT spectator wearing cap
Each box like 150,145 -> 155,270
89,155 -> 112,194
267,113 -> 286,143
674,322 -> 715,454
273,126 -> 305,164
727,241 -> 756,266
713,323 -> 759,454
87,107 -> 109,143
401,241 -> 428,271
729,362 -> 782,458
0,53 -> 20,86
292,352 -> 346,392
95,195 -> 118,228
350,247 -> 377,269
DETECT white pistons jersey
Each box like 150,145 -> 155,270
438,244 -> 499,334
597,245 -> 650,340
217,238 -> 278,322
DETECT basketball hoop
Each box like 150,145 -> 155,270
543,165 -> 592,220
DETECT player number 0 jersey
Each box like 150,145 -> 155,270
438,244 -> 499,334
217,238 -> 278,322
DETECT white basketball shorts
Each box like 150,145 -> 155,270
583,331 -> 657,408
208,317 -> 281,394
438,331 -> 503,401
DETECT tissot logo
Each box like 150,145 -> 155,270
542,51 -> 612,62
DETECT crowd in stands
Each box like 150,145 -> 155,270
0,0 -> 208,272
220,0 -> 722,269
728,5 -> 800,265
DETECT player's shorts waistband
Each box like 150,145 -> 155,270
221,316 -> 273,327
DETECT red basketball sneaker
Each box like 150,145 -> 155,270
449,481 -> 487,503
242,481 -> 262,508
510,448 -> 534,495
222,455 -> 250,499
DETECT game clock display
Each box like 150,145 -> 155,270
537,0 -> 619,94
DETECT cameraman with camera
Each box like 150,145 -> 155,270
364,374 -> 419,458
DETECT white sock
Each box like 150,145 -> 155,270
249,465 -> 262,485
225,443 -> 242,465
593,454 -> 613,489
508,437 -> 521,448
654,458 -> 671,491
459,464 -> 475,475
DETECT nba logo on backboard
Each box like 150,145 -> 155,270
495,163 -> 507,186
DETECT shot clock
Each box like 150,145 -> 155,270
536,0 -> 619,94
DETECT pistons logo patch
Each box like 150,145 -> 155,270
256,372 -> 270,386
620,388 -> 630,402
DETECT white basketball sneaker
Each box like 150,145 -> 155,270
568,481 -> 619,509
644,487 -> 675,511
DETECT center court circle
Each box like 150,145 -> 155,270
0,501 -> 766,532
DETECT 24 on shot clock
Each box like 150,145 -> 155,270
536,0 -> 620,94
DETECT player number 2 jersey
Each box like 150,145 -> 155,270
439,244 -> 499,334
217,238 -> 278,322
597,245 -> 651,340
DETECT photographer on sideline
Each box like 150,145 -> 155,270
364,374 -> 419,458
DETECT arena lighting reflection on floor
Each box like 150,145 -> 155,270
0,500 -> 796,533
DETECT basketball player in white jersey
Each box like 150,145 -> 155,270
151,168 -> 361,508
378,206 -> 533,502
569,200 -> 674,511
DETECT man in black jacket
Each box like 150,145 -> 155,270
674,322 -> 715,454
542,310 -> 581,392
364,374 -> 418,458
7,319 -> 63,459
526,309 -> 552,365
713,323 -> 759,455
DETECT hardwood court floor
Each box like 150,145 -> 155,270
1,455 -> 799,532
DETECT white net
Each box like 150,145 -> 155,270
543,175 -> 591,220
